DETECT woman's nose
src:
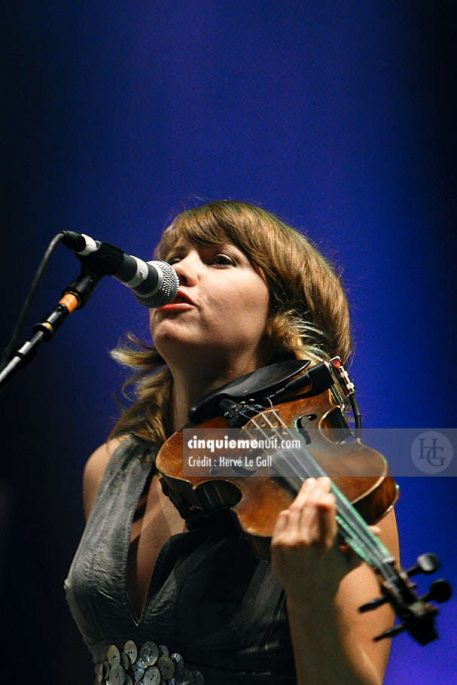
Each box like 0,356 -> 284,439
171,253 -> 200,286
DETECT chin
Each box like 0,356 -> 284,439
153,327 -> 201,358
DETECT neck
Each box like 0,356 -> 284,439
168,355 -> 265,431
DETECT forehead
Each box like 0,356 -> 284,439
156,221 -> 237,259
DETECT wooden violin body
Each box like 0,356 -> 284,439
156,359 -> 452,644
156,389 -> 397,558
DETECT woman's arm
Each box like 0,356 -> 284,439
271,477 -> 399,685
82,438 -> 125,519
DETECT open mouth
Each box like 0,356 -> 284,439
172,289 -> 195,305
155,290 -> 196,312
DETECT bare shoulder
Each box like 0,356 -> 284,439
83,437 -> 127,520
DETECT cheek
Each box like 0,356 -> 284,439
251,276 -> 270,316
233,280 -> 270,332
212,281 -> 268,317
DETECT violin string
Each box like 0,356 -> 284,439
264,413 -> 398,582
254,411 -> 396,579
244,415 -> 394,578
234,404 -> 392,573
242,411 -> 397,581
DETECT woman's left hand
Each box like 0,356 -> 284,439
271,476 -> 398,685
271,476 -> 378,605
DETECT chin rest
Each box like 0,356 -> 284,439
189,359 -> 311,423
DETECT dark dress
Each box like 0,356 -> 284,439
65,437 -> 297,684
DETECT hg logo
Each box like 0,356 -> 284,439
411,431 -> 454,474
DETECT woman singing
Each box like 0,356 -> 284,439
65,200 -> 399,684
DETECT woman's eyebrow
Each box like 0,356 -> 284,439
165,242 -> 187,255
215,241 -> 243,253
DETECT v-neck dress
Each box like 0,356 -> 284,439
64,437 -> 297,684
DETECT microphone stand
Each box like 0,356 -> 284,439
0,266 -> 102,390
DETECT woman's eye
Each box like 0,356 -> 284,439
212,253 -> 235,266
167,252 -> 236,266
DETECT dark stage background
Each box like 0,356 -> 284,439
2,2 -> 456,683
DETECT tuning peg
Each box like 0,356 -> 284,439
406,553 -> 440,577
421,579 -> 453,604
359,595 -> 389,613
372,580 -> 452,644
374,623 -> 405,642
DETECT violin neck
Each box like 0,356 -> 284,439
244,407 -> 396,580
333,488 -> 394,571
276,460 -> 394,575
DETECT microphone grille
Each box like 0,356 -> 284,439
135,261 -> 179,308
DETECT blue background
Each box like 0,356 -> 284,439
2,2 -> 456,683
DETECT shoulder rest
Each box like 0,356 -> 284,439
189,359 -> 311,423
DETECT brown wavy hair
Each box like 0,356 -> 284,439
110,200 -> 351,444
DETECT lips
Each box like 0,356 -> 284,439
155,288 -> 196,313
171,289 -> 196,306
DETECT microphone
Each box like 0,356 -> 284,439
60,230 -> 179,307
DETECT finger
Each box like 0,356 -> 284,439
287,479 -> 335,540
288,477 -> 316,510
272,509 -> 290,537
289,491 -> 337,547
272,509 -> 305,547
304,477 -> 332,507
289,476 -> 331,511
316,492 -> 337,549
273,508 -> 305,538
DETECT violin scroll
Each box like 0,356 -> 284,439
359,553 -> 452,645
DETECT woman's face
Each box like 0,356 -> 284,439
150,239 -> 270,373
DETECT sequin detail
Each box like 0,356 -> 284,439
96,640 -> 204,684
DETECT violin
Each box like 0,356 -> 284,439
156,358 -> 452,645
